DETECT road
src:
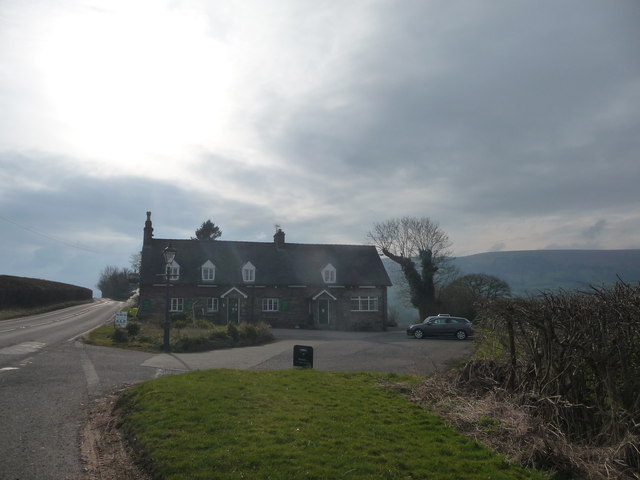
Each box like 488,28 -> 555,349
0,302 -> 475,479
0,300 -> 128,480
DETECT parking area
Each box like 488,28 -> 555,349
141,328 -> 476,377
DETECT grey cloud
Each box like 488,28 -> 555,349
2,0 -> 639,290
257,1 -> 640,231
583,220 -> 606,240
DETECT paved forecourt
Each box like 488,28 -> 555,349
139,328 -> 475,378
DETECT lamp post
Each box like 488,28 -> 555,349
163,243 -> 177,353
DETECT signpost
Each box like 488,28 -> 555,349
115,312 -> 128,329
293,345 -> 314,368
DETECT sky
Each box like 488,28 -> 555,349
1,0 -> 639,296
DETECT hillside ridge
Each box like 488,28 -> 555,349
384,249 -> 640,323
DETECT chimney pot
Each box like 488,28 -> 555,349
274,228 -> 285,250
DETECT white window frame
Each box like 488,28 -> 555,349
262,298 -> 279,312
201,260 -> 216,281
168,262 -> 180,281
170,297 -> 184,312
206,297 -> 219,312
322,263 -> 336,284
350,296 -> 378,312
242,261 -> 255,283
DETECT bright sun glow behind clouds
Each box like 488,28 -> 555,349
37,1 -> 235,177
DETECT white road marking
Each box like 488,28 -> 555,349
0,342 -> 46,355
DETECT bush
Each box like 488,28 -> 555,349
227,322 -> 239,342
195,319 -> 212,329
465,281 -> 640,476
112,328 -> 129,343
240,323 -> 259,341
209,330 -> 229,341
171,336 -> 213,353
126,322 -> 140,336
173,320 -> 188,329
0,274 -> 92,309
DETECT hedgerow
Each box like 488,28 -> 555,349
437,281 -> 640,478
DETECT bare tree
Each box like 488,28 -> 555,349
129,252 -> 141,274
96,265 -> 132,300
368,217 -> 453,319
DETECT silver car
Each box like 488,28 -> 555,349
406,314 -> 474,340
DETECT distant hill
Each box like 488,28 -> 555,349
452,249 -> 640,296
384,249 -> 640,324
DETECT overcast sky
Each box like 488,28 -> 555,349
1,0 -> 639,295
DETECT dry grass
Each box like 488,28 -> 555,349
410,374 -> 640,480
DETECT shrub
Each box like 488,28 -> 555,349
171,336 -> 213,353
227,322 -> 239,342
465,281 -> 640,476
209,330 -> 229,341
173,320 -> 188,329
195,319 -> 212,329
240,323 -> 259,341
0,274 -> 92,309
126,322 -> 140,336
112,328 -> 129,343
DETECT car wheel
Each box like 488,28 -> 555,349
413,329 -> 424,339
455,330 -> 467,340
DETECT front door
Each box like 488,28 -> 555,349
227,297 -> 239,324
318,299 -> 329,327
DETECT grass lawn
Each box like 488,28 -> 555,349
117,369 -> 546,480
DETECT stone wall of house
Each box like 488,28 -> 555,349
138,284 -> 387,331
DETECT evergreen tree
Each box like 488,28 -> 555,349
192,220 -> 222,241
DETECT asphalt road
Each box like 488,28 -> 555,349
0,300 -> 128,480
0,303 -> 475,479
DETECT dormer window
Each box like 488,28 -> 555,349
201,260 -> 216,282
242,261 -> 255,282
168,261 -> 180,280
322,263 -> 336,284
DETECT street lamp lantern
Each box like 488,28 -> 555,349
162,243 -> 176,353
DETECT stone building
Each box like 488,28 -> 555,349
138,212 -> 392,330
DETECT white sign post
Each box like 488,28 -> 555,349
115,312 -> 128,329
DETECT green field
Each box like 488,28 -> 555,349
117,369 -> 546,480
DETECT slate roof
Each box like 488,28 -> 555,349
141,238 -> 392,287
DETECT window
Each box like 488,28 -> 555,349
201,260 -> 215,281
350,296 -> 378,312
322,264 -> 336,283
202,267 -> 214,281
167,262 -> 180,280
170,298 -> 184,312
242,262 -> 255,282
262,298 -> 279,312
206,297 -> 219,312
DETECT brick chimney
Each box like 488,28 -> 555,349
143,211 -> 154,246
274,228 -> 285,250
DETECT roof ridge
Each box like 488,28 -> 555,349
150,238 -> 374,248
